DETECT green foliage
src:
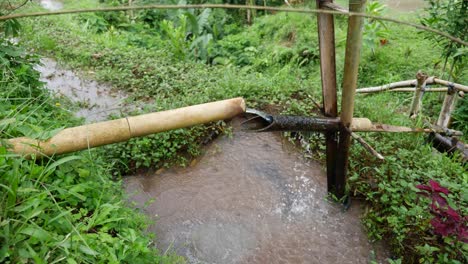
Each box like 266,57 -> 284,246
0,33 -> 184,263
160,16 -> 189,60
421,0 -> 467,79
363,0 -> 390,54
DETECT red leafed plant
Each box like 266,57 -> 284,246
416,180 -> 468,243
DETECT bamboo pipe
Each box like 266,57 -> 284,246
7,98 -> 246,157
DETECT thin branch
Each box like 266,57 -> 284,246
1,0 -> 29,16
0,4 -> 466,46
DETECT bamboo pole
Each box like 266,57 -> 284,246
409,71 -> 428,118
335,0 -> 366,199
356,77 -> 468,93
7,98 -> 246,157
390,88 -> 448,92
316,0 -> 339,193
437,85 -> 457,128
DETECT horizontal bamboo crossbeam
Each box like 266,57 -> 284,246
357,77 -> 468,93
6,98 -> 246,157
390,88 -> 448,92
323,2 -> 348,13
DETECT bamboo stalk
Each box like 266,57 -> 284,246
437,87 -> 457,128
409,71 -> 428,118
316,0 -> 339,193
340,0 -> 366,128
390,88 -> 448,92
349,118 -> 463,135
0,4 -> 466,46
6,98 -> 246,157
335,0 -> 366,199
357,77 -> 468,93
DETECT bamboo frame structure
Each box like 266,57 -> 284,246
7,98 -> 246,157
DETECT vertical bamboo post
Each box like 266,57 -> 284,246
409,71 -> 428,118
128,0 -> 134,21
437,85 -> 458,127
246,0 -> 252,25
335,0 -> 366,199
316,0 -> 339,193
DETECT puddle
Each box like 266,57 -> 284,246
35,58 -> 129,122
382,0 -> 425,12
125,119 -> 388,263
39,0 -> 63,11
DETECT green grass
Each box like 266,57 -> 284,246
7,0 -> 468,262
0,19 -> 184,264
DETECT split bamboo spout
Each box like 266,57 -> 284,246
6,98 -> 246,157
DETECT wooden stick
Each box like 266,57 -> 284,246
0,4 -> 466,46
7,98 -> 246,157
357,77 -> 468,93
316,0 -> 339,193
409,71 -> 428,118
348,129 -> 384,160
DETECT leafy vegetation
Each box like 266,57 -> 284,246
0,2 -> 184,263
1,0 -> 467,263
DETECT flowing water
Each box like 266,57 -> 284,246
39,0 -> 63,11
35,58 -> 129,122
382,0 -> 425,12
125,119 -> 388,263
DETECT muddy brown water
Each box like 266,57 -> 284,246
125,119 -> 387,263
35,58 -> 129,122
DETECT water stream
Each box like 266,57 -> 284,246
382,0 -> 425,11
125,119 -> 388,263
35,58 -> 128,122
38,0 -> 63,11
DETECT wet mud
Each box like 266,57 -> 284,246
125,119 -> 388,263
35,58 -> 129,122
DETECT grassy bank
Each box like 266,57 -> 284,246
4,0 -> 468,262
0,10 -> 183,264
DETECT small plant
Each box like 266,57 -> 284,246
416,180 -> 468,243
